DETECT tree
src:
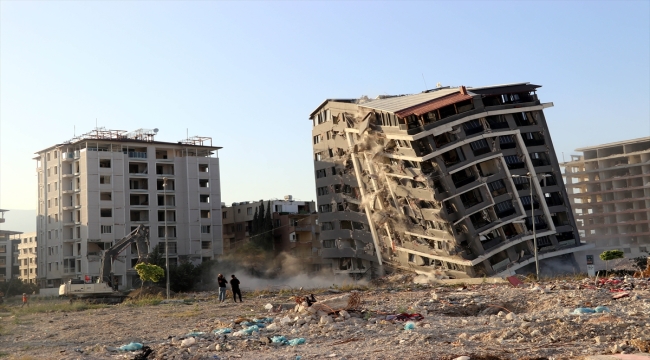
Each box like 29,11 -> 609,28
600,250 -> 625,274
134,263 -> 164,289
251,207 -> 259,236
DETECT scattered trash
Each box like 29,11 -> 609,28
288,338 -> 306,346
118,342 -> 144,351
272,335 -> 288,344
404,321 -> 416,330
573,308 -> 597,315
613,292 -> 630,300
213,328 -> 232,334
572,306 -> 611,315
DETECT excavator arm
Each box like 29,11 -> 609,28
99,225 -> 150,283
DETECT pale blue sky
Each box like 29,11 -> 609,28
1,1 -> 649,218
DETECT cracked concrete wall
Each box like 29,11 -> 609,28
311,85 -> 582,279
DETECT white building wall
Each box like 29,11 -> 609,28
36,138 -> 223,289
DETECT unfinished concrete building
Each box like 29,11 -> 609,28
310,83 -> 588,279
222,198 -> 326,273
35,128 -> 223,289
563,137 -> 650,272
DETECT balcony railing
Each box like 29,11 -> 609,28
128,152 -> 148,159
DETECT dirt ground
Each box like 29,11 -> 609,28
2,276 -> 650,360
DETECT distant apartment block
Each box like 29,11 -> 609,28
35,128 -> 223,289
15,232 -> 37,283
564,137 -> 650,271
0,209 -> 23,282
310,83 -> 586,279
222,197 -> 325,272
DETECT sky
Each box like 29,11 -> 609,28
1,1 -> 649,223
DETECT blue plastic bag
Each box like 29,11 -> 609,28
118,342 -> 143,351
288,338 -> 306,346
572,307 -> 596,315
594,306 -> 611,313
242,325 -> 260,334
404,321 -> 416,330
271,335 -> 288,344
213,328 -> 232,334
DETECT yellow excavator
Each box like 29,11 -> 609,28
59,225 -> 149,303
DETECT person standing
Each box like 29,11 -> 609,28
230,275 -> 242,302
21,293 -> 28,307
217,274 -> 227,303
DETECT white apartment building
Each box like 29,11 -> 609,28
16,232 -> 37,283
35,128 -> 223,289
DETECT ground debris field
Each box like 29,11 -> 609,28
3,275 -> 650,360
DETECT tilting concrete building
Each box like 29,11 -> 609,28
35,128 -> 223,289
310,83 -> 588,279
563,137 -> 650,272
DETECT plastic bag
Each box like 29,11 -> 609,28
594,306 -> 611,313
572,307 -> 596,314
271,335 -> 288,344
404,321 -> 416,330
213,328 -> 232,334
119,342 -> 143,351
241,325 -> 260,334
288,338 -> 306,346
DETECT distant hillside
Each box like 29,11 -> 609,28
0,209 -> 37,233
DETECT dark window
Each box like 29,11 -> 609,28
530,152 -> 550,167
522,132 -> 545,147
488,180 -> 507,197
316,169 -> 327,178
433,132 -> 456,148
100,209 -> 112,217
452,168 -> 476,188
545,192 -> 564,207
504,155 -> 525,169
469,139 -> 491,156
513,111 -> 537,126
512,176 -> 530,190
460,189 -> 483,209
463,120 -> 484,135
441,148 -> 465,167
494,200 -> 515,218
499,135 -> 516,149
486,115 -> 509,129
520,195 -> 540,209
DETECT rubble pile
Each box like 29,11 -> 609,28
5,275 -> 650,359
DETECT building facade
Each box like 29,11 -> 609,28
310,83 -> 587,279
563,137 -> 650,272
35,128 -> 223,289
15,232 -> 38,283
0,209 -> 22,282
222,198 -> 324,272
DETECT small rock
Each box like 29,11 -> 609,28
595,336 -> 604,344
506,312 -> 516,321
530,330 -> 541,337
453,357 -> 471,360
264,303 -> 274,310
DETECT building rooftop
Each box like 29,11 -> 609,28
310,82 -> 541,118
35,127 -> 222,154
575,136 -> 650,152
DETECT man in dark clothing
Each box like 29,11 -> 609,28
230,275 -> 242,302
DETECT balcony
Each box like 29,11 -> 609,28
128,151 -> 148,159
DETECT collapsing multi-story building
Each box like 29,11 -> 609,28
35,128 -> 223,289
563,137 -> 650,273
310,83 -> 588,279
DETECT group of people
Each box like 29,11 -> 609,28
217,274 -> 242,303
